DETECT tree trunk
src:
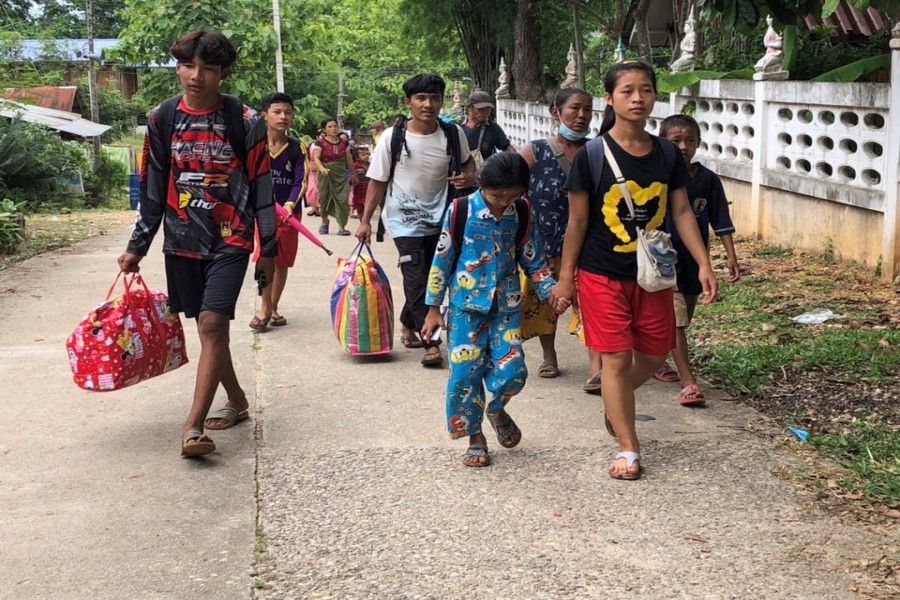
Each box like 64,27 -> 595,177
632,0 -> 653,63
453,0 -> 501,92
512,0 -> 542,101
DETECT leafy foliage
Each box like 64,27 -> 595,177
0,197 -> 26,254
74,79 -> 149,142
82,153 -> 129,207
114,0 -> 468,135
0,115 -> 91,211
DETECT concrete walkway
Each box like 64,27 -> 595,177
0,221 -> 895,599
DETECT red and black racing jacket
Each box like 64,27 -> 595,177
127,96 -> 277,260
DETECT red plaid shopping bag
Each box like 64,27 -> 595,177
66,273 -> 189,391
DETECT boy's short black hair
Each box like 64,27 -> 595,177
261,92 -> 294,112
478,152 -> 530,190
660,114 -> 701,140
402,73 -> 446,98
170,30 -> 237,68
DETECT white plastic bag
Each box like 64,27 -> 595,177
636,227 -> 678,292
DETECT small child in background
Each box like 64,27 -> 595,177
657,114 -> 741,406
350,145 -> 371,219
422,152 -> 566,468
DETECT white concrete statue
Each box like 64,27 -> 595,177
754,15 -> 785,74
614,38 -> 625,63
670,7 -> 697,73
561,43 -> 578,88
495,58 -> 511,99
451,82 -> 462,114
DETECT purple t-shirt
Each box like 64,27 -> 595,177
270,138 -> 305,211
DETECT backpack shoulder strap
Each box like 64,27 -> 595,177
655,135 -> 678,175
545,137 -> 571,176
155,95 -> 180,151
451,196 -> 469,254
514,197 -> 531,248
388,118 -> 408,184
221,94 -> 247,164
440,120 -> 463,176
585,136 -> 606,200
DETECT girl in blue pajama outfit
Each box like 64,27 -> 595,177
422,153 -> 565,467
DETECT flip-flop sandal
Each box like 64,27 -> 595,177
462,444 -> 491,467
653,362 -> 679,383
204,406 -> 250,430
678,384 -> 706,407
270,315 -> 287,327
421,349 -> 443,367
400,334 -> 424,349
488,412 -> 522,448
583,373 -> 602,394
609,451 -> 642,480
538,359 -> 560,378
249,316 -> 270,332
181,429 -> 215,457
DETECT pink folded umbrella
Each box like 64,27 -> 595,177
276,203 -> 333,256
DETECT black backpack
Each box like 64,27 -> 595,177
155,94 -> 248,165
387,116 -> 475,203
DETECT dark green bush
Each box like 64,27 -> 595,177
0,197 -> 26,255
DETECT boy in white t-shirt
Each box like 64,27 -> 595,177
356,73 -> 476,367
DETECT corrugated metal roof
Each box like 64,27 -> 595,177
10,39 -> 175,67
1,86 -> 77,112
0,100 -> 110,138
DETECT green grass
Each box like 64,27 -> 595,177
0,209 -> 133,271
810,418 -> 900,502
690,271 -> 900,505
753,244 -> 793,258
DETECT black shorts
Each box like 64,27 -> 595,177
165,253 -> 250,319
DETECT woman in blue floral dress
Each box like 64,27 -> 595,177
519,87 -> 601,390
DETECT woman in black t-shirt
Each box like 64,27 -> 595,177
551,62 -> 718,480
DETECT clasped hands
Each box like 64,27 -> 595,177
548,281 -> 575,316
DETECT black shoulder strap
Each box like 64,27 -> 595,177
150,96 -> 181,193
156,95 -> 180,156
514,197 -> 531,248
655,135 -> 678,175
440,119 -> 463,176
388,117 -> 408,184
585,136 -> 606,201
451,196 -> 468,254
441,120 -> 476,200
221,94 -> 247,164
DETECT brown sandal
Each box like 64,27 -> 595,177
249,316 -> 270,331
181,429 -> 215,457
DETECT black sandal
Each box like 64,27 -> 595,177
488,411 -> 522,448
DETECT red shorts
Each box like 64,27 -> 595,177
577,269 -> 675,356
253,219 -> 298,268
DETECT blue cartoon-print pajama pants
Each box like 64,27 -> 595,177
445,306 -> 527,438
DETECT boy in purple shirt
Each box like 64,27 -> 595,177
251,92 -> 308,330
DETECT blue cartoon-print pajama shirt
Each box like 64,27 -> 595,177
425,190 -> 555,439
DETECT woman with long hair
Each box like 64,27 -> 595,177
552,62 -> 718,480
